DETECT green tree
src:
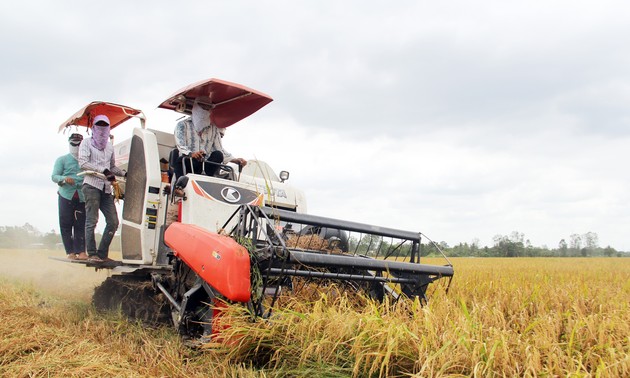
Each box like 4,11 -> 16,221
492,231 -> 525,257
583,232 -> 599,255
42,229 -> 60,249
569,234 -> 582,256
558,239 -> 568,257
603,245 -> 616,257
357,234 -> 383,257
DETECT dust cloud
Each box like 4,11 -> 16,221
0,249 -> 114,301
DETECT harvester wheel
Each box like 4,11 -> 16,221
169,259 -> 222,341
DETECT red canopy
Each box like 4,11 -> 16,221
58,101 -> 145,133
157,78 -> 273,128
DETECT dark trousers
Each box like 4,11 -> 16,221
58,194 -> 85,255
83,184 -> 119,259
174,150 -> 223,179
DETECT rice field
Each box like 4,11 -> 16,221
1,249 -> 628,377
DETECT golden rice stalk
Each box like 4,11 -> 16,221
285,234 -> 344,254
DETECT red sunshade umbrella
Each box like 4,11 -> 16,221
58,101 -> 145,133
157,78 -> 273,128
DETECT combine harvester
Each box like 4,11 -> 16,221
56,78 -> 454,340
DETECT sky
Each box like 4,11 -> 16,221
1,1 -> 628,251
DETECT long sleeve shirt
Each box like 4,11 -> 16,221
78,138 -> 125,193
174,118 -> 233,162
51,153 -> 85,202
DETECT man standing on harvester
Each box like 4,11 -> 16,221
78,114 -> 125,263
51,133 -> 87,260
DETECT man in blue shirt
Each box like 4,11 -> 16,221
51,133 -> 87,260
78,115 -> 126,263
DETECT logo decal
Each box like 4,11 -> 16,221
220,186 -> 242,203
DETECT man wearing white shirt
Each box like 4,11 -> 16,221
78,114 -> 125,263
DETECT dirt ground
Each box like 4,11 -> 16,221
0,248 -> 120,301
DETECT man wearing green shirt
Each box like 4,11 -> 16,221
51,133 -> 87,260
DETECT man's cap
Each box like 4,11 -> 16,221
93,114 -> 110,126
68,133 -> 83,142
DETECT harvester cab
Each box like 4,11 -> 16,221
55,79 -> 454,341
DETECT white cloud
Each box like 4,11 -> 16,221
0,0 -> 629,250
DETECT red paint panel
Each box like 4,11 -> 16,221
164,223 -> 251,302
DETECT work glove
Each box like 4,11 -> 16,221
103,168 -> 116,182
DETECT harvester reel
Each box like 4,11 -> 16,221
230,206 -> 454,318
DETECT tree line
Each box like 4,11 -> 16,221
422,231 -> 626,258
0,224 -> 626,258
0,223 -> 121,251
